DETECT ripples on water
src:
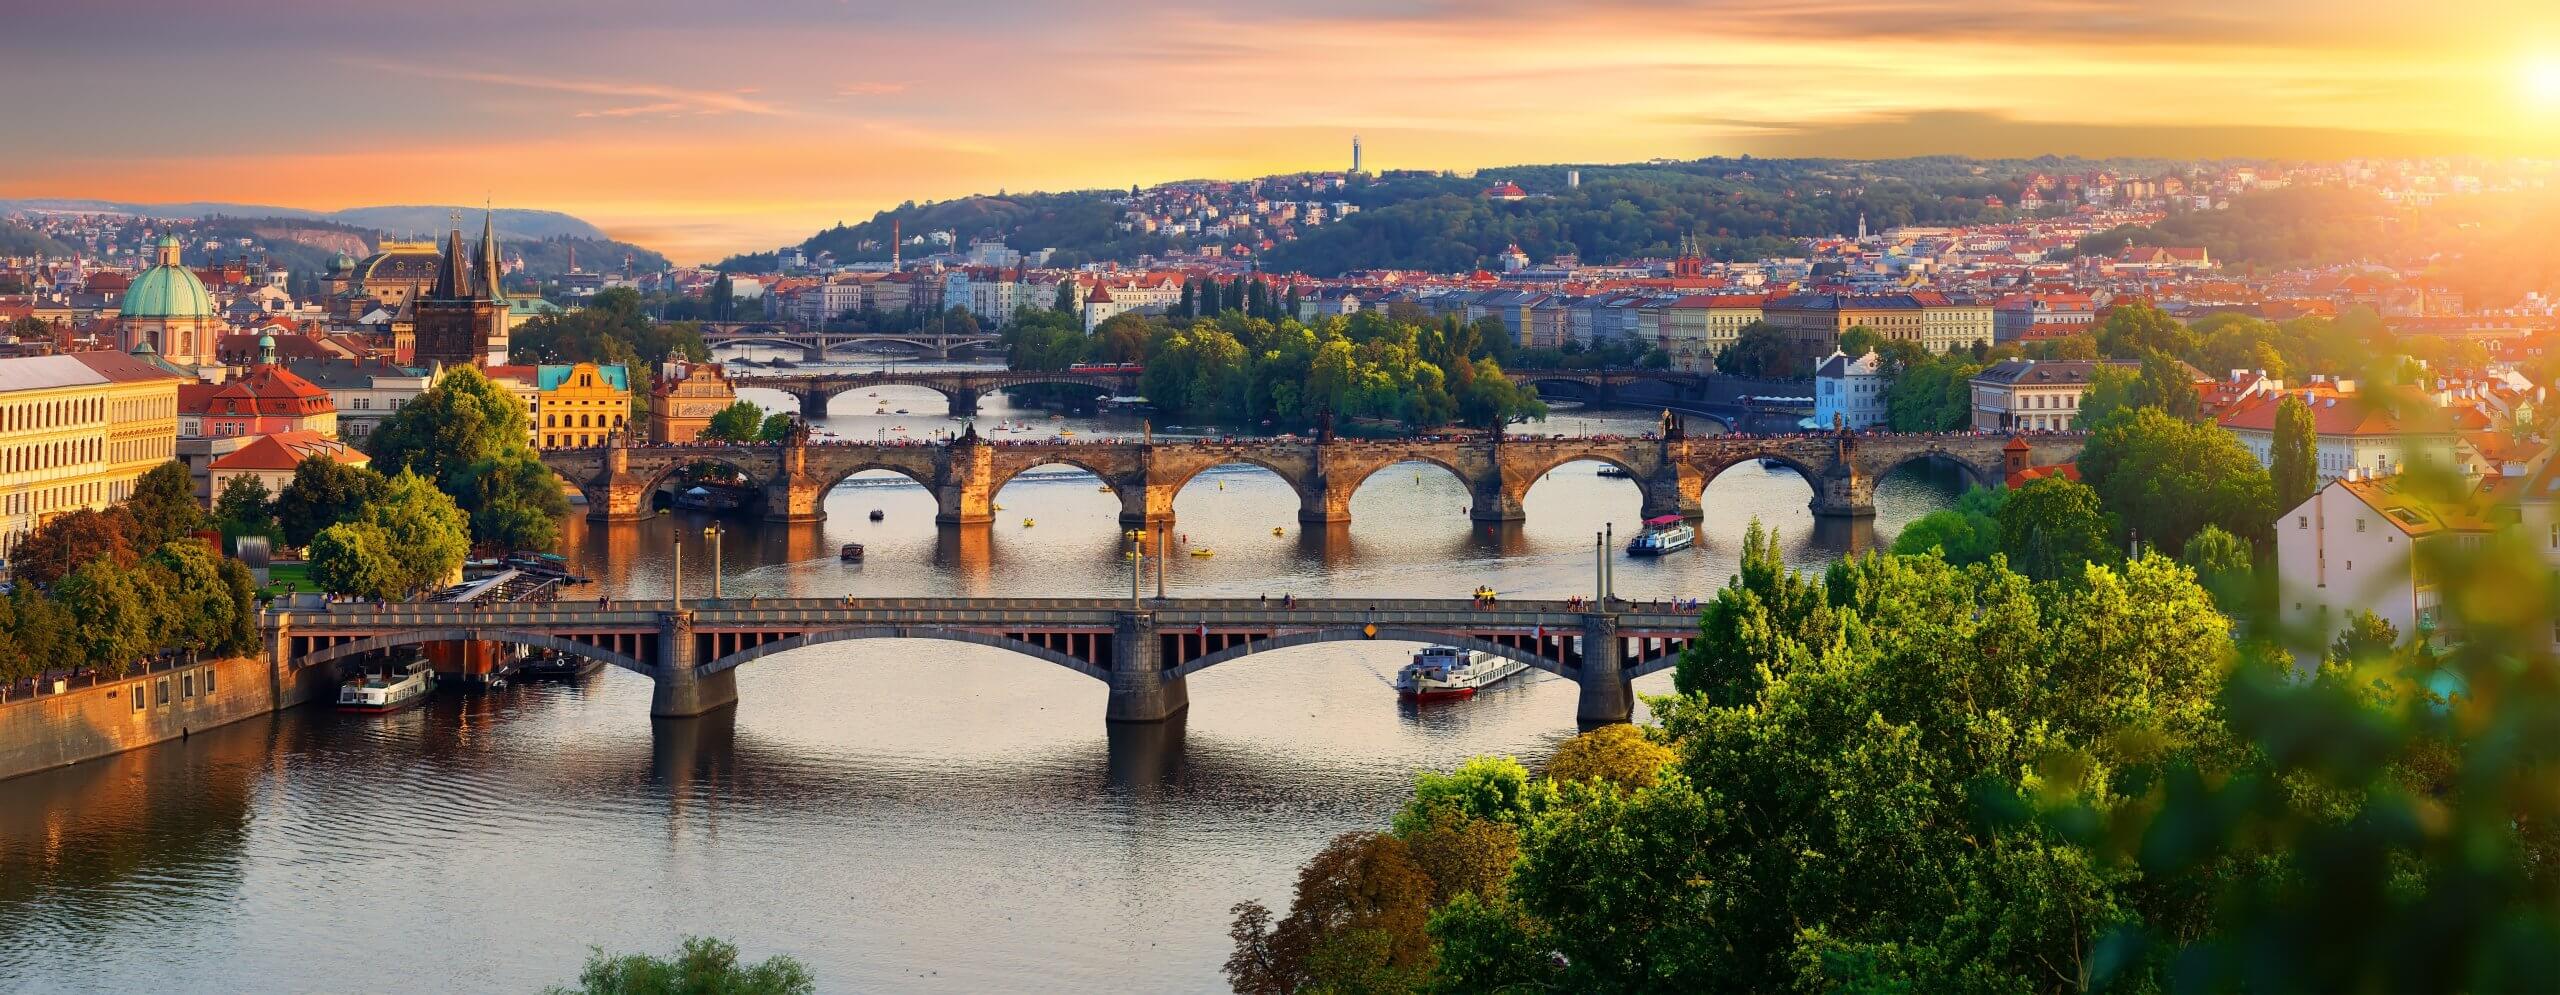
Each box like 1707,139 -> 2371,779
0,372 -> 1962,993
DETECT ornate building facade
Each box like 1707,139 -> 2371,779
648,360 -> 738,443
0,352 -> 182,566
118,234 -> 225,368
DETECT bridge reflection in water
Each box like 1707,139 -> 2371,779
275,597 -> 1703,727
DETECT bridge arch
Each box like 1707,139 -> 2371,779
819,337 -> 942,356
1867,448 -> 1999,491
709,335 -> 813,354
294,628 -> 653,676
1692,449 -> 1824,495
1166,626 -> 1573,682
699,626 -> 1112,683
629,450 -> 780,510
1158,453 -> 1309,498
810,460 -> 940,496
990,452 -> 1126,496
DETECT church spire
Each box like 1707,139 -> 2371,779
477,210 -> 506,303
430,225 -> 471,299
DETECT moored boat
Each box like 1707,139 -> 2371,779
1396,646 -> 1529,701
338,655 -> 436,712
1627,514 -> 1695,556
518,651 -> 603,681
840,543 -> 866,562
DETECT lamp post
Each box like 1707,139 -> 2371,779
1128,527 -> 1149,607
671,529 -> 683,613
702,523 -> 726,600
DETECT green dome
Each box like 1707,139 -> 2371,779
121,258 -> 215,320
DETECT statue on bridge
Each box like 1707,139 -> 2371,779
1659,408 -> 1683,441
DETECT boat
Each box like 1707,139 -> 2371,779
840,543 -> 866,562
770,358 -> 798,368
895,408 -> 910,414
1396,645 -> 1529,701
337,655 -> 436,713
1059,429 -> 1076,437
1627,514 -> 1696,556
518,651 -> 603,681
1097,484 -> 1114,493
672,484 -> 747,512
868,508 -> 885,521
1596,466 -> 1632,479
1022,518 -> 1036,527
1759,457 -> 1788,470
1190,548 -> 1214,558
1271,527 -> 1285,536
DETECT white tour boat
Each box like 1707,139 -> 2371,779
1395,645 -> 1529,701
338,656 -> 436,713
1626,514 -> 1696,556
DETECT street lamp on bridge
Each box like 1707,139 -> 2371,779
702,523 -> 727,600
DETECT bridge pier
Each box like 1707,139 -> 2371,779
1119,483 -> 1176,528
946,389 -> 982,418
761,444 -> 827,523
1809,460 -> 1877,518
936,440 -> 996,526
1640,464 -> 1704,521
651,612 -> 738,718
1576,614 -> 1633,727
1472,477 -> 1526,523
1105,613 -> 1188,723
794,388 -> 830,420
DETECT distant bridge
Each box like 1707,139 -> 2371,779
730,368 -> 1142,418
271,597 -> 1706,725
698,321 -> 1002,361
539,431 -> 2080,525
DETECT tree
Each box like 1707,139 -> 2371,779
124,461 -> 203,548
1714,321 -> 1806,377
146,540 -> 239,654
213,475 -> 277,542
2078,363 -> 2139,425
10,506 -> 136,586
2079,406 -> 2277,549
1545,724 -> 1674,791
2179,523 -> 2254,613
1226,832 -> 1437,994
2136,350 -> 2202,419
274,456 -> 387,549
1995,474 -> 2120,584
1882,356 -> 1983,431
1889,486 -> 2008,566
367,365 -> 566,551
1677,520 -> 1833,702
370,471 -> 471,596
2094,299 -> 2197,359
703,401 -> 767,444
1454,360 -> 1547,431
307,523 -> 400,600
54,558 -> 149,677
756,411 -> 796,442
544,937 -> 814,995
2272,393 -> 2318,512
1836,324 -> 1880,357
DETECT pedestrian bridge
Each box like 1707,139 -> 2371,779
269,597 -> 1706,725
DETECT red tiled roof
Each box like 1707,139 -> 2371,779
209,431 -> 369,471
2217,389 -> 2426,437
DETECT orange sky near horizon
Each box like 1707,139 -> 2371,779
4,0 -> 2557,264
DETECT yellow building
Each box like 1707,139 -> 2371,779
532,362 -> 631,449
649,360 -> 737,443
0,352 -> 183,564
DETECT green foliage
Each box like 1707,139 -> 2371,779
2078,363 -> 2138,426
2179,524 -> 2254,613
1888,486 -> 2009,566
1882,354 -> 1984,431
703,401 -> 768,444
124,461 -> 204,548
2079,405 -> 2276,550
511,287 -> 709,371
274,456 -> 388,550
1995,475 -> 2120,584
756,412 -> 795,442
1227,833 -> 1439,995
366,365 -> 567,551
9,506 -> 136,586
54,558 -> 151,677
309,470 -> 468,599
1677,520 -> 1834,702
1544,724 -> 1674,791
2272,393 -> 2319,512
2136,350 -> 2202,418
212,474 -> 277,543
2095,300 -> 2199,360
1454,359 -> 1547,430
1394,756 -> 1541,836
544,936 -> 814,995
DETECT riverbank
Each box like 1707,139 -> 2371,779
0,644 -> 338,783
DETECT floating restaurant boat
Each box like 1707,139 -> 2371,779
1395,646 -> 1528,701
338,655 -> 435,713
1627,514 -> 1696,556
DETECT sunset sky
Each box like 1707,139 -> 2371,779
5,0 -> 2556,263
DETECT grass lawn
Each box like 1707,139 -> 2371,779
264,561 -> 315,594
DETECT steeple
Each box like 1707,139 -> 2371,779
476,210 -> 506,303
430,226 -> 472,299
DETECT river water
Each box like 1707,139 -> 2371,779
0,361 -> 1960,994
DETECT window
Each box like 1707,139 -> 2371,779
155,679 -> 169,706
203,668 -> 214,695
133,685 -> 146,712
182,673 -> 194,699
2356,518 -> 2366,533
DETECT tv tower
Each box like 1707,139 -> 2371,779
1352,135 -> 1362,175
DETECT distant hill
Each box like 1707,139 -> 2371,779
0,199 -> 611,242
726,155 -> 2212,275
0,220 -> 78,257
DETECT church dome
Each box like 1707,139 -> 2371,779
121,235 -> 215,320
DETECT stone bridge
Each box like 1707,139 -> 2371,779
538,431 -> 2081,526
269,597 -> 1706,725
730,368 -> 1142,418
699,321 -> 1003,361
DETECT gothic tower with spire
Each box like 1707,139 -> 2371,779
413,212 -> 509,367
